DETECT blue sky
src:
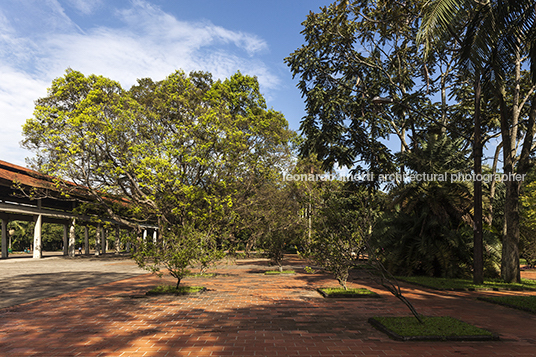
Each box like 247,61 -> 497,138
0,0 -> 330,167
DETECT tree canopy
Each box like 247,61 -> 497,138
22,68 -> 296,285
287,0 -> 536,282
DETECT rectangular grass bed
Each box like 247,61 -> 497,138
146,285 -> 206,295
478,295 -> 536,314
317,287 -> 380,298
368,316 -> 498,341
264,270 -> 295,275
397,276 -> 536,291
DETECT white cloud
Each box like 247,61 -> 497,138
117,0 -> 268,56
66,0 -> 103,15
0,0 -> 281,166
0,66 -> 49,166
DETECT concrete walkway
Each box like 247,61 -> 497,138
0,255 -> 535,356
0,252 -> 146,309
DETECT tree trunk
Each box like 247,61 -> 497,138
501,93 -> 536,282
487,143 -> 503,226
498,47 -> 531,283
473,72 -> 484,284
502,180 -> 522,282
176,277 -> 181,289
499,91 -> 520,282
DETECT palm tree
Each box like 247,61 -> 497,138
417,0 -> 536,283
373,133 -> 476,277
417,0 -> 535,73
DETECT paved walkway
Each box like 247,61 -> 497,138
0,252 -> 147,309
0,256 -> 535,356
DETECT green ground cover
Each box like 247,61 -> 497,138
186,273 -> 217,278
264,270 -> 295,275
147,285 -> 205,295
397,276 -> 536,291
317,287 -> 379,298
369,316 -> 497,341
478,295 -> 536,313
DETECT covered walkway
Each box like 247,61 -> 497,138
0,160 -> 157,259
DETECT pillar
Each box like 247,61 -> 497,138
115,226 -> 120,254
1,217 -> 8,259
143,229 -> 147,242
33,214 -> 42,259
63,224 -> 68,256
153,230 -> 157,244
95,223 -> 100,256
84,226 -> 89,255
102,227 -> 107,254
68,219 -> 76,257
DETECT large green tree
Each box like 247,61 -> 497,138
285,0 -> 461,179
22,69 -> 295,286
418,0 -> 536,283
287,0 -> 536,284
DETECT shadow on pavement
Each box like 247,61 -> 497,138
0,271 -> 144,309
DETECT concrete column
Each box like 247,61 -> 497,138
63,224 -> 68,256
95,224 -> 100,256
68,219 -> 76,257
133,229 -> 142,254
143,229 -> 147,242
102,227 -> 107,254
84,226 -> 89,255
33,214 -> 42,259
115,226 -> 120,254
153,230 -> 157,244
1,217 -> 8,258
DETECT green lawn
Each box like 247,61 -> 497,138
264,270 -> 295,275
397,276 -> 536,291
147,285 -> 205,295
478,295 -> 536,313
369,316 -> 497,341
186,272 -> 217,278
318,287 -> 379,298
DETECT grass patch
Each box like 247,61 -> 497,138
264,270 -> 295,275
397,276 -> 536,291
146,285 -> 205,295
478,295 -> 536,314
186,272 -> 217,278
318,287 -> 379,298
369,316 -> 497,341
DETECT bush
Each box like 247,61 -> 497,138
304,185 -> 379,289
133,224 -> 224,288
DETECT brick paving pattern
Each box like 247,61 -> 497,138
0,255 -> 535,356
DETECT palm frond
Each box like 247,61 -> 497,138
417,0 -> 470,53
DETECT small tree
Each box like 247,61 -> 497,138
306,184 -> 377,289
262,230 -> 289,272
133,225 -> 200,289
196,232 -> 225,274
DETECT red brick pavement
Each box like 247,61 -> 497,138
0,256 -> 535,356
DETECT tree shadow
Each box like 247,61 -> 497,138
1,276 -> 523,357
0,271 -> 144,309
0,257 -> 528,356
0,286 -> 391,356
